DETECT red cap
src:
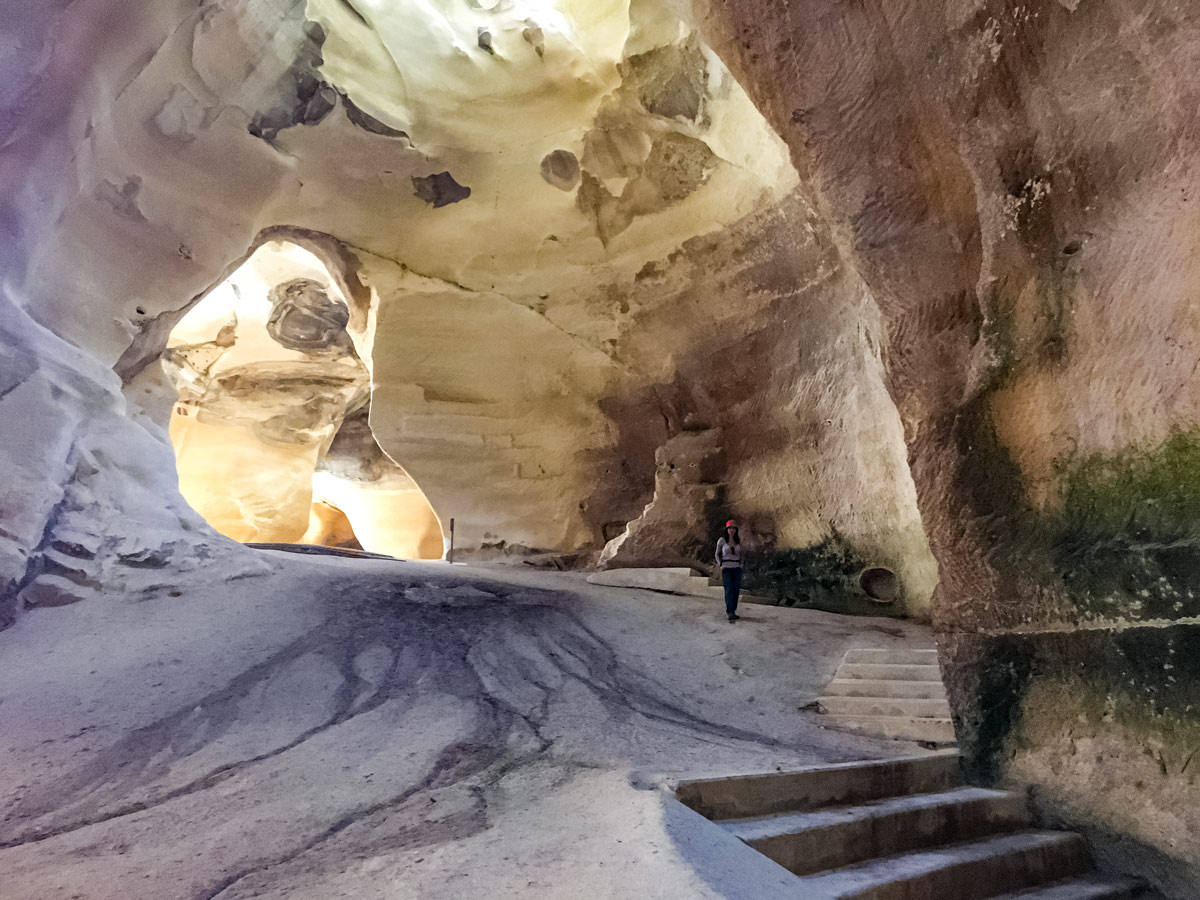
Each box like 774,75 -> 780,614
725,520 -> 737,528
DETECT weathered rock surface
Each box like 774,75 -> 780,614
0,280 -> 262,627
688,0 -> 1200,893
18,575 -> 92,609
164,243 -> 371,544
2,0 -> 934,611
599,428 -> 725,569
0,557 -> 940,900
264,278 -> 353,354
3,0 -> 1198,893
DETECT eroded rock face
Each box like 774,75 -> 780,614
314,405 -> 446,560
4,0 -> 1198,890
0,0 -> 936,617
539,150 -> 581,192
157,239 -> 445,559
598,428 -> 725,569
688,0 -> 1200,891
265,278 -> 353,354
0,286 -> 267,627
164,242 -> 369,544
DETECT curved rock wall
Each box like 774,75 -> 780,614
596,191 -> 938,611
687,0 -> 1200,892
1,0 -> 937,614
7,0 -> 1199,887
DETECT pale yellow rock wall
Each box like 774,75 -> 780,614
169,415 -> 319,543
1,0 -> 936,617
312,474 -> 445,560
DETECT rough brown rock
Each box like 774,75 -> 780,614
688,0 -> 1200,892
599,428 -> 725,569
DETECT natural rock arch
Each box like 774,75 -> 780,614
1,0 -> 941,622
161,238 -> 447,559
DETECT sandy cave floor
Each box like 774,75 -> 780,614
0,552 -> 941,899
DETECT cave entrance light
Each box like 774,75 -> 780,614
163,240 -> 445,559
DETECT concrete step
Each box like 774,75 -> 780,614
724,786 -> 1031,876
842,648 -> 940,666
586,568 -> 698,593
674,750 -> 962,821
818,696 -> 953,718
987,874 -> 1148,899
587,569 -> 773,605
837,663 -> 945,682
795,830 -> 1091,900
822,715 -> 957,744
824,679 -> 948,700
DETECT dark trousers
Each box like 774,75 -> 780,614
721,567 -> 742,616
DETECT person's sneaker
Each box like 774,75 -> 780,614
727,615 -> 738,622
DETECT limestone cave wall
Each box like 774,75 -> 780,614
0,0 -> 937,622
687,0 -> 1200,893
6,0 -> 1196,890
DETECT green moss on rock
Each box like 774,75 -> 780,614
1063,427 -> 1200,544
746,533 -> 900,617
1054,428 -> 1200,621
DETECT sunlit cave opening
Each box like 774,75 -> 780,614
162,240 -> 445,559
158,0 -> 804,565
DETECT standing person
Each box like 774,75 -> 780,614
715,519 -> 743,622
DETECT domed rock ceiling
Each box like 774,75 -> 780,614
6,0 -> 931,606
3,0 -> 1199,895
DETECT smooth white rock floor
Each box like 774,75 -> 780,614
0,552 -> 941,899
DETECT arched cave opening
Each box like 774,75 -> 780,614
161,239 -> 445,559
4,0 -> 1199,894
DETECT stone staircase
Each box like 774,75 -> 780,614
817,647 -> 956,744
674,752 -> 1149,899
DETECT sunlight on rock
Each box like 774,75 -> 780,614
165,241 -> 443,557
